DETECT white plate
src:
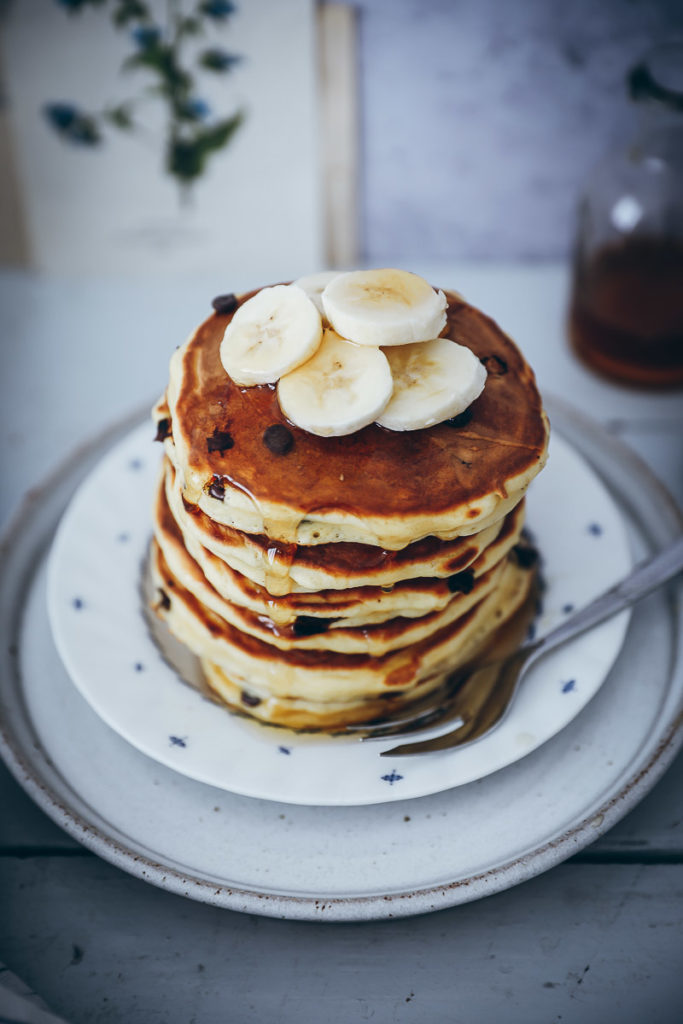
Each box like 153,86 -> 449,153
1,397 -> 682,920
45,415 -> 631,806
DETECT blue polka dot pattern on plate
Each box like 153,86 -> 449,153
587,523 -> 603,536
562,603 -> 574,614
72,597 -> 84,610
129,458 -> 143,471
381,770 -> 403,785
561,679 -> 576,693
134,662 -> 144,672
278,746 -> 291,755
169,735 -> 187,748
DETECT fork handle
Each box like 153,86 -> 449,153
536,533 -> 683,657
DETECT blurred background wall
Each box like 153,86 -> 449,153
1,0 -> 682,275
357,0 -> 683,262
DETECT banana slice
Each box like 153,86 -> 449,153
277,328 -> 393,437
322,268 -> 448,347
377,338 -> 486,431
293,271 -> 340,316
220,284 -> 322,386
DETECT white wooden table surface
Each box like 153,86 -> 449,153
1,264 -> 682,1023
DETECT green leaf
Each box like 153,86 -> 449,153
198,110 -> 244,152
178,15 -> 203,37
167,138 -> 204,182
198,48 -> 242,73
124,45 -> 193,97
111,0 -> 149,27
166,111 -> 244,183
103,103 -> 135,130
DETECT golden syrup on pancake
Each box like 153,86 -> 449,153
262,536 -> 298,595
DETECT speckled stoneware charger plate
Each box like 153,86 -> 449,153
46,410 -> 629,806
0,396 -> 682,921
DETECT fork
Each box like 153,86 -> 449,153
360,533 -> 683,757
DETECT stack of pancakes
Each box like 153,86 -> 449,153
149,287 -> 549,730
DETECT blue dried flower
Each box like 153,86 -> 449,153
132,25 -> 161,48
55,0 -> 99,10
183,97 -> 211,120
45,102 -> 78,129
199,0 -> 236,19
44,103 -> 100,144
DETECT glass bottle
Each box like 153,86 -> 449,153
568,42 -> 683,388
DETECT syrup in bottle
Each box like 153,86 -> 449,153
568,42 -> 683,388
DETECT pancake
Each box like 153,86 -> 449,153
153,465 -> 527,637
149,538 -> 535,728
163,289 -> 549,549
152,473 -> 524,655
162,457 -> 523,598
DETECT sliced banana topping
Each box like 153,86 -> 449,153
217,271 -> 488,436
321,268 -> 447,347
277,328 -> 393,437
293,271 -> 341,317
220,284 -> 322,386
377,338 -> 487,431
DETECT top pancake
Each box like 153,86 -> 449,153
164,288 -> 549,549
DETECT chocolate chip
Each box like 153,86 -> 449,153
211,293 -> 238,315
157,588 -> 171,611
240,690 -> 262,707
512,544 -> 538,569
292,616 -> 333,636
263,424 -> 294,455
445,408 -> 472,428
480,354 -> 508,375
208,476 -> 225,501
207,428 -> 234,454
447,569 -> 475,594
154,417 -> 171,442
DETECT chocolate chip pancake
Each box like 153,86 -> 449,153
160,290 -> 548,549
153,466 -> 526,650
149,537 -> 535,729
161,458 -> 523,598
